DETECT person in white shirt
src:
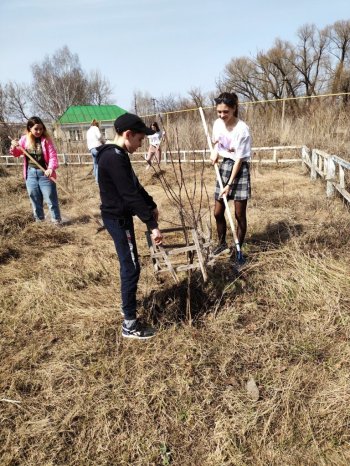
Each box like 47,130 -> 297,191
86,119 -> 104,181
210,92 -> 252,259
145,122 -> 163,168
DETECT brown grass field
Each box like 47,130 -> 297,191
1,159 -> 350,465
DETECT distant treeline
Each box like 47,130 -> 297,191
1,19 -> 350,125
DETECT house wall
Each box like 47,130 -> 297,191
54,122 -> 116,153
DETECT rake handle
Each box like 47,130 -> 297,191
198,107 -> 241,251
9,137 -> 70,196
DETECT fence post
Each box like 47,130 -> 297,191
319,153 -> 323,174
323,156 -> 328,179
301,146 -> 309,167
311,149 -> 317,180
273,148 -> 278,163
326,157 -> 336,197
339,165 -> 345,189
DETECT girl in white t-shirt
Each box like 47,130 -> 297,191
86,119 -> 104,182
210,92 -> 252,258
146,122 -> 163,168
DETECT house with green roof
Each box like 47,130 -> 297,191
55,105 -> 127,146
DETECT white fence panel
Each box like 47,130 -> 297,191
302,147 -> 350,203
1,146 -> 304,166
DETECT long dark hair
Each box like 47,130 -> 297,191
26,116 -> 50,148
151,122 -> 160,132
214,92 -> 238,117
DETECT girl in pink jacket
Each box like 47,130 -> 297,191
10,116 -> 62,223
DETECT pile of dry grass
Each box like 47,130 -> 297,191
0,210 -> 35,237
0,163 -> 350,465
0,166 -> 10,177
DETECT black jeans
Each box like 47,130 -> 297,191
102,216 -> 140,320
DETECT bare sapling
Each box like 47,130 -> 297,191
143,113 -> 214,320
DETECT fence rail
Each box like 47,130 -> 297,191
2,145 -> 349,204
1,145 -> 303,166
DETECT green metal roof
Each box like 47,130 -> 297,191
57,105 -> 127,124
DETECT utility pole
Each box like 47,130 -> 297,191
281,77 -> 287,133
151,98 -> 157,116
134,93 -> 138,114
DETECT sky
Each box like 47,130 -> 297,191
0,0 -> 349,111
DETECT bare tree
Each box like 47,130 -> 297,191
132,90 -> 154,115
293,24 -> 329,96
187,87 -> 209,108
0,84 -> 8,123
157,94 -> 182,113
87,70 -> 114,105
5,82 -> 32,121
329,20 -> 350,65
219,56 -> 263,101
264,39 -> 300,99
31,46 -> 89,119
218,24 -> 332,104
327,20 -> 350,96
256,50 -> 285,100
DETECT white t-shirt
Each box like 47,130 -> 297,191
86,126 -> 103,150
147,131 -> 162,147
212,118 -> 251,162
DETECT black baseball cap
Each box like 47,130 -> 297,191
114,113 -> 155,135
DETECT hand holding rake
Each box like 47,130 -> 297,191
9,136 -> 70,196
8,134 -> 106,231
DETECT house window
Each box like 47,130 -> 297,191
69,129 -> 83,141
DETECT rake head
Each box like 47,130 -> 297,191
235,250 -> 246,266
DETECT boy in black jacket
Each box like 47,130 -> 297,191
97,113 -> 163,339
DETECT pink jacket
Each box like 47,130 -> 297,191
10,135 -> 59,180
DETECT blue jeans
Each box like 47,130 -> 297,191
102,216 -> 140,320
90,148 -> 99,182
26,167 -> 61,222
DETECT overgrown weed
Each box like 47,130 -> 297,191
0,163 -> 349,465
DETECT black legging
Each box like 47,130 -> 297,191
214,199 -> 248,246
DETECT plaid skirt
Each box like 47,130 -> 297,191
214,159 -> 251,201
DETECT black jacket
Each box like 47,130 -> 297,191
97,144 -> 158,229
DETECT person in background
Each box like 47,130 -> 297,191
210,92 -> 252,259
97,113 -> 163,340
145,121 -> 163,168
10,116 -> 62,224
86,119 -> 104,181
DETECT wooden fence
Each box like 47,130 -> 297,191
1,145 -> 349,204
302,146 -> 350,203
0,145 -> 303,166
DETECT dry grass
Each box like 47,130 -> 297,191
1,160 -> 350,465
151,100 -> 350,162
